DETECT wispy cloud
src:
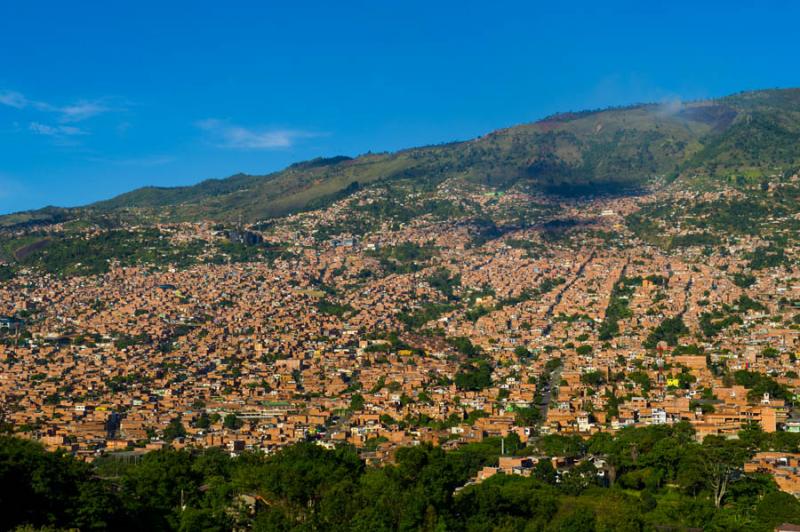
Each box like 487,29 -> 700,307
59,101 -> 111,122
196,118 -> 319,149
0,89 -> 116,123
0,91 -> 28,109
29,122 -> 87,137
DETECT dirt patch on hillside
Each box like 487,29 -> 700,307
14,238 -> 51,261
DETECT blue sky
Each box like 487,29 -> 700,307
1,1 -> 799,214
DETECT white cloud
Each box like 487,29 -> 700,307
0,91 -> 28,109
0,89 -> 115,122
59,101 -> 111,122
29,122 -> 87,136
196,118 -> 318,149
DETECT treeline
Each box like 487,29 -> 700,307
5,422 -> 800,531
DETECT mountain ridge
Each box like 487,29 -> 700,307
4,87 -> 800,228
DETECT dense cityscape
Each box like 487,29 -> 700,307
2,168 -> 800,529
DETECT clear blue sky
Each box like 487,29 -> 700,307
1,1 -> 799,214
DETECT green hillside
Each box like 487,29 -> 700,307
5,88 -> 800,225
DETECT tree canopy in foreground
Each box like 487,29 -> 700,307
3,422 -> 800,531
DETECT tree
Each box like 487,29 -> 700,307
163,418 -> 187,441
425,267 -> 461,300
0,436 -> 121,531
627,371 -> 651,392
447,336 -> 481,356
349,393 -> 365,411
555,506 -> 597,532
223,414 -> 243,430
755,491 -> 800,529
734,369 -> 789,401
514,345 -> 531,359
644,316 -> 688,348
121,448 -> 201,530
559,461 -> 598,495
545,358 -> 563,372
699,436 -> 748,508
738,421 -> 768,452
533,459 -> 557,485
580,371 -> 605,386
194,412 -> 211,429
576,345 -> 593,356
514,406 -> 541,427
455,362 -> 492,391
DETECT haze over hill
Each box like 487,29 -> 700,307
3,87 -> 800,228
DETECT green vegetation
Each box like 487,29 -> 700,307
748,244 -> 790,270
699,295 -> 767,338
627,370 -> 652,392
505,238 -> 548,257
349,393 -> 365,411
733,370 -> 790,402
366,241 -> 438,274
576,344 -> 593,356
6,229 -> 204,276
580,370 -> 605,386
513,406 -> 542,426
455,361 -> 493,391
464,305 -> 491,322
162,418 -> 187,442
6,421 -> 800,531
628,181 -> 800,253
644,316 -> 689,348
733,272 -> 756,288
398,302 -> 455,329
447,336 -> 482,357
599,277 -> 641,340
425,267 -> 461,300
0,264 -> 15,282
223,413 -> 243,430
493,276 -> 566,310
0,228 -> 294,277
316,299 -> 354,317
669,232 -> 720,249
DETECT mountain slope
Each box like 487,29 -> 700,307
6,88 -> 800,225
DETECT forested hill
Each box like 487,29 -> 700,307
4,88 -> 800,227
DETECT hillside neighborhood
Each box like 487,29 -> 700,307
2,176 -> 800,500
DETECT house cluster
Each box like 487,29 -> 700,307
0,185 -> 797,503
